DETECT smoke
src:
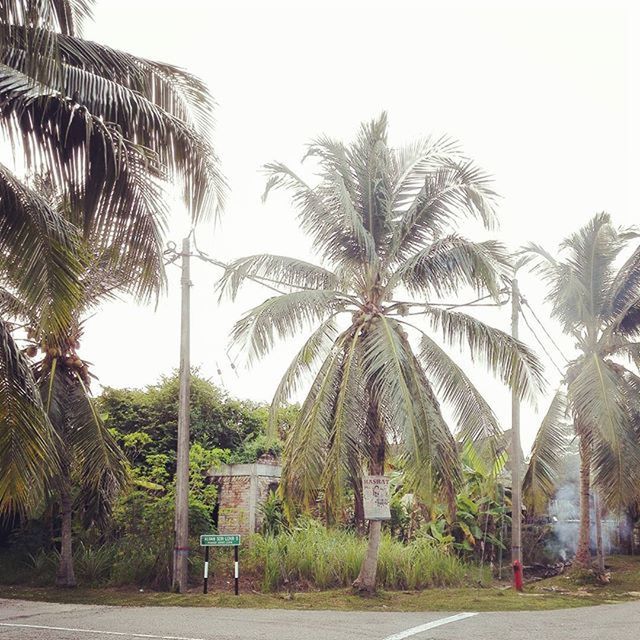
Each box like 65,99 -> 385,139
548,484 -> 579,560
546,484 -> 620,561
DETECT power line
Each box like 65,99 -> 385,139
518,302 -> 565,377
190,233 -> 287,295
520,298 -> 570,364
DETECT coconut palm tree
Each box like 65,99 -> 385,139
523,213 -> 640,568
0,169 -> 83,515
219,114 -> 544,591
0,0 -> 225,516
13,175 -> 162,587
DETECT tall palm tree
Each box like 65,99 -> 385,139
0,169 -> 82,514
523,213 -> 640,568
10,175 -> 161,586
0,0 -> 225,515
219,114 -> 544,591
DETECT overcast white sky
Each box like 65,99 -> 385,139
76,0 -> 639,452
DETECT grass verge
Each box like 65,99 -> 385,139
2,555 -> 639,613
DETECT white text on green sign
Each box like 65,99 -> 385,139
200,534 -> 241,546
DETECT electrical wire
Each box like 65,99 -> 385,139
521,298 -> 570,364
518,303 -> 566,377
190,232 -> 287,295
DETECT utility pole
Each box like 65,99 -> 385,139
173,237 -> 191,592
510,276 -> 523,590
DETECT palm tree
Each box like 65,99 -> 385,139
15,175 -> 162,586
0,0 -> 225,516
0,170 -> 82,514
523,213 -> 640,568
219,114 -> 544,591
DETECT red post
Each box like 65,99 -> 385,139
513,559 -> 524,592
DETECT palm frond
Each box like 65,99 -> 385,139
0,1 -> 92,78
0,52 -> 224,222
592,434 -> 640,509
68,376 -> 128,498
569,356 -> 633,508
423,306 -> 546,403
262,161 -> 373,273
390,134 -> 462,211
389,235 -> 509,299
217,254 -> 340,301
348,113 -> 394,252
0,1 -> 92,37
322,331 -> 367,520
268,317 -> 338,432
0,162 -> 82,339
536,213 -> 631,332
0,317 -> 59,515
390,157 -> 498,263
569,355 -> 627,446
280,332 -> 350,513
522,388 -> 570,515
229,290 -> 349,365
590,365 -> 640,508
418,332 -> 503,447
361,316 -> 460,508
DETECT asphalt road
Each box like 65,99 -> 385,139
1,598 -> 639,640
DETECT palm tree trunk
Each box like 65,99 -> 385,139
56,481 -> 77,588
575,435 -> 592,569
594,491 -> 605,573
353,476 -> 365,535
353,402 -> 385,593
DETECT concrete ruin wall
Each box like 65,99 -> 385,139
209,462 -> 281,537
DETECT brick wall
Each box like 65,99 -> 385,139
217,475 -> 251,536
209,462 -> 281,536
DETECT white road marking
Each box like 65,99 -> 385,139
382,612 -> 478,640
0,622 -> 204,640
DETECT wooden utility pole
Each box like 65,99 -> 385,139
511,277 -> 523,589
173,236 -> 191,592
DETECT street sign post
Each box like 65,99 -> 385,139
200,534 -> 240,546
200,534 -> 241,595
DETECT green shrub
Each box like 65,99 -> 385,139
24,549 -> 58,585
74,543 -> 117,584
259,491 -> 286,536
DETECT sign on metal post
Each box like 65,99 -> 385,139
200,534 -> 241,595
200,534 -> 240,546
362,475 -> 391,520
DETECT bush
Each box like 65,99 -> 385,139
74,542 -> 116,584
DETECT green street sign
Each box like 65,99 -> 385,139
200,534 -> 241,546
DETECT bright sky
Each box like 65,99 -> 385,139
78,0 -> 639,453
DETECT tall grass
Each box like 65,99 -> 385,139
2,522 -> 487,592
245,520 -> 483,592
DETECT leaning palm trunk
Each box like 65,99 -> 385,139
55,479 -> 76,588
575,434 -> 592,568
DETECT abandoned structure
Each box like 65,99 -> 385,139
207,455 -> 281,536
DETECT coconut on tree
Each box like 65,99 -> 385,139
523,213 -> 640,569
219,114 -> 544,592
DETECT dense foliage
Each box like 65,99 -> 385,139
0,373 -> 295,589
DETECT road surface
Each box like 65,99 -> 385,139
1,598 -> 639,639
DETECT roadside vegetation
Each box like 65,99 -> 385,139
3,555 -> 640,612
1,0 -> 640,608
